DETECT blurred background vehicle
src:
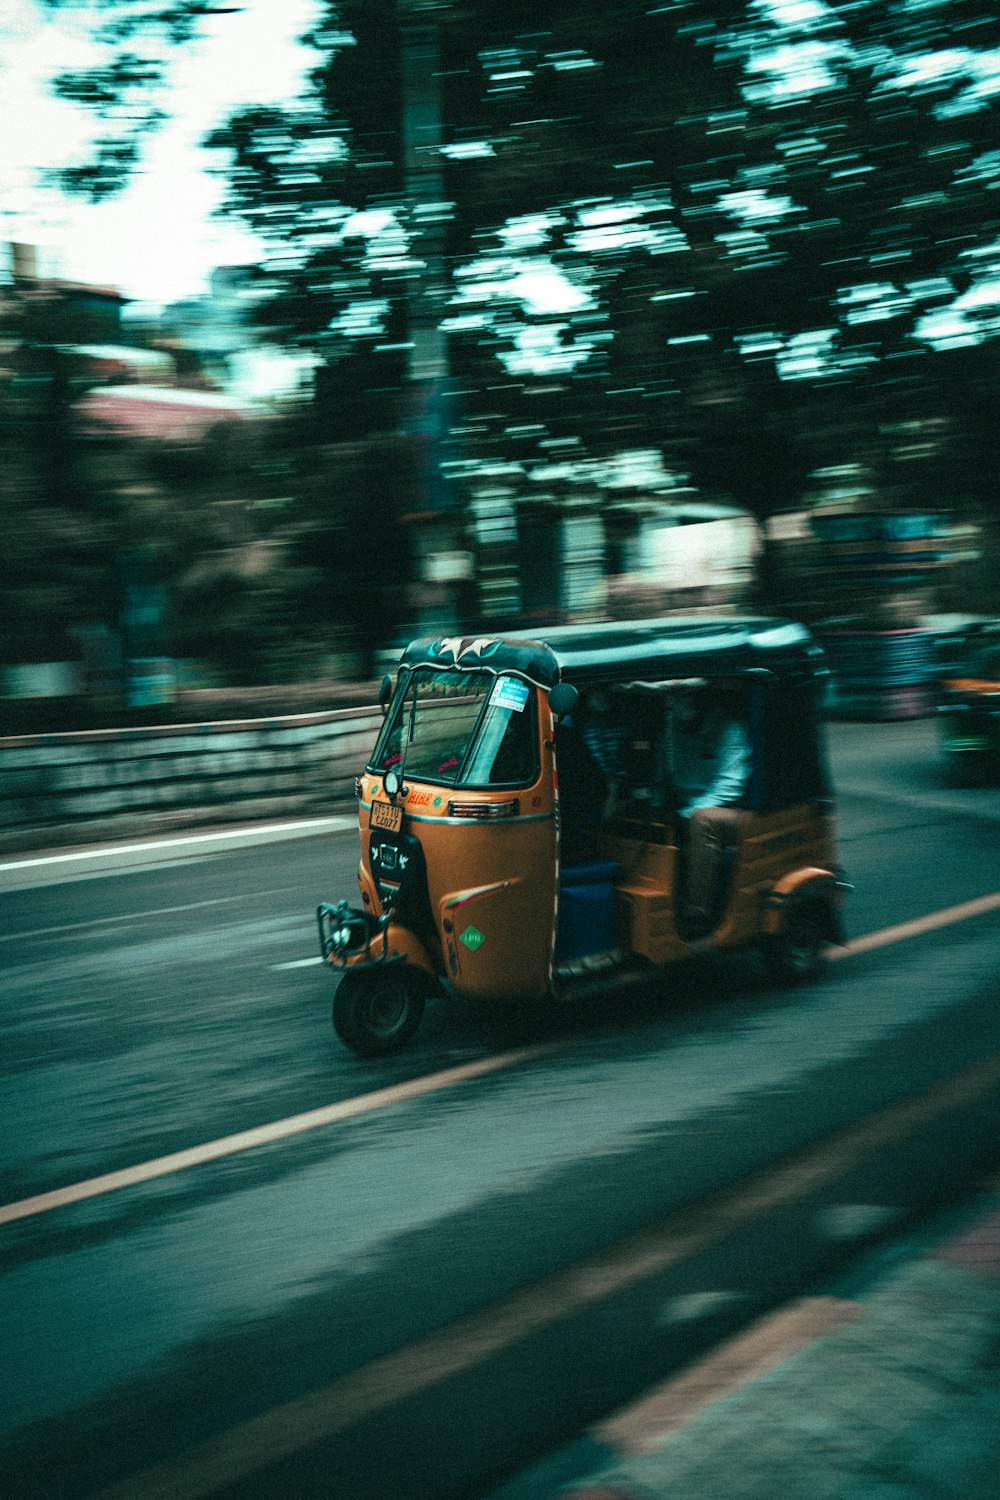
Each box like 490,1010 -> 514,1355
937,620 -> 1000,784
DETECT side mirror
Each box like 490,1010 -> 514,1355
548,682 -> 579,721
378,674 -> 393,716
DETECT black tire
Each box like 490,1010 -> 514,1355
332,968 -> 426,1057
763,905 -> 828,985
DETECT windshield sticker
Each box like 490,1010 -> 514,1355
490,677 -> 530,713
460,925 -> 486,951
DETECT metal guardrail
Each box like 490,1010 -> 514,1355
0,704 -> 383,852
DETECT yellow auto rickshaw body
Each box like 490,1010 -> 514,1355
356,759 -> 558,1003
319,616 -> 847,1055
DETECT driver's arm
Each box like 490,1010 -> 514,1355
682,721 -> 750,814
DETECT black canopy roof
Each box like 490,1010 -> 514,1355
397,615 -> 825,690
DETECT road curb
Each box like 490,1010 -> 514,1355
554,1189 -> 1000,1500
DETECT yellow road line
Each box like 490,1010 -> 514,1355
91,1052 -> 1000,1500
0,1044 -> 558,1227
832,889 -> 1000,959
4,888 -> 1000,1228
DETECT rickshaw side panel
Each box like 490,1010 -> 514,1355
421,812 -> 557,999
435,862 -> 556,999
595,801 -> 840,962
595,833 -> 687,967
718,804 -> 840,944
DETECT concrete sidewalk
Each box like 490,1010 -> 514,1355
498,1184 -> 1000,1500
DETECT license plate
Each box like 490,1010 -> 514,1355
370,800 -> 403,833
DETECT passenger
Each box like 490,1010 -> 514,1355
580,689 -> 630,820
669,684 -> 751,934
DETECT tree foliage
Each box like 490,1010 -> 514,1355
40,0 -> 1000,562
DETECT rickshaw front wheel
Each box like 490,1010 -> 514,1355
333,968 -> 426,1057
763,905 -> 828,985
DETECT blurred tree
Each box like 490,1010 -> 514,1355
41,0 -> 1000,616
433,0 -> 1000,527
0,299 -> 122,669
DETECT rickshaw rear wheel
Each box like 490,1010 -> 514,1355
333,968 -> 426,1056
763,905 -> 828,985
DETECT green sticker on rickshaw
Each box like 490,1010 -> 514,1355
460,925 -> 486,951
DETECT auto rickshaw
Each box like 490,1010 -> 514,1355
937,621 -> 1000,783
318,615 -> 847,1056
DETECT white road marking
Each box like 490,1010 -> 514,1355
0,895 -> 257,944
273,956 -> 325,970
0,818 -> 349,870
0,817 -> 356,890
816,1203 -> 901,1241
597,1295 -> 865,1455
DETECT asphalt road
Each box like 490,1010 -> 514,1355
3,717 -> 1000,1498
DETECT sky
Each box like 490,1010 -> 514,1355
0,0 -> 320,307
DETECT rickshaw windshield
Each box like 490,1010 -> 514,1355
369,669 -> 538,787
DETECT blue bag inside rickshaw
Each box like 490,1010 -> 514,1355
555,860 -> 621,963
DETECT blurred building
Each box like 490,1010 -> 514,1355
762,494 -> 978,719
462,449 -> 761,630
57,344 -> 175,383
1,241 -> 127,345
1,243 -> 267,723
154,267 -> 316,403
77,383 -> 254,444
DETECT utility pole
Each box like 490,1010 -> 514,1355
399,1 -> 469,631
